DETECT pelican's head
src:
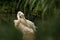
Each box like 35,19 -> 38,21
17,11 -> 24,18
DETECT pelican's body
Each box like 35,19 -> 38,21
14,11 -> 36,40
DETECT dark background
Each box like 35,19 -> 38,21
0,0 -> 60,40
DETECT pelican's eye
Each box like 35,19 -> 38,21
20,16 -> 22,18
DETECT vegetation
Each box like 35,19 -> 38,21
0,0 -> 60,40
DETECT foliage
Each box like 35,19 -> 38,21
0,0 -> 60,40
